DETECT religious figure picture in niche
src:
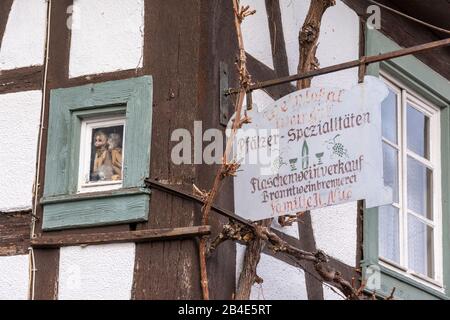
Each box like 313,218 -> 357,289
91,126 -> 124,182
78,117 -> 126,193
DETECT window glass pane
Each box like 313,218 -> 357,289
407,104 -> 430,159
91,126 -> 124,183
407,157 -> 433,219
408,214 -> 434,278
381,88 -> 398,144
379,205 -> 400,263
382,143 -> 399,203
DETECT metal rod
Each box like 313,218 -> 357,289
226,38 -> 450,94
31,226 -> 211,249
145,179 -> 256,229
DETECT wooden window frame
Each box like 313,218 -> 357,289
41,76 -> 153,231
379,72 -> 443,287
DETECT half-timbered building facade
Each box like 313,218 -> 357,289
0,0 -> 449,300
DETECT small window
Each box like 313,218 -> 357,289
41,76 -> 153,230
78,116 -> 126,193
379,73 -> 442,285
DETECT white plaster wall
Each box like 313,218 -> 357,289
58,243 -> 135,300
0,255 -> 29,300
236,244 -> 308,300
0,0 -> 47,70
311,202 -> 358,267
68,0 -> 144,78
0,91 -> 42,212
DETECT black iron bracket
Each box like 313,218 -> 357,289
219,61 -> 232,126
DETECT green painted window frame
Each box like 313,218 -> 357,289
363,30 -> 450,300
41,76 -> 153,231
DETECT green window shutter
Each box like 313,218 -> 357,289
42,76 -> 153,230
363,29 -> 450,300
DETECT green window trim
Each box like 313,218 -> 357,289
41,76 -> 153,231
363,29 -> 450,300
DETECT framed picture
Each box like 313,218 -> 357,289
78,116 -> 126,193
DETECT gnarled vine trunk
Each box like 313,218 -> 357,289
235,0 -> 336,300
297,0 -> 336,89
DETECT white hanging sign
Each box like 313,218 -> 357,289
232,76 -> 392,221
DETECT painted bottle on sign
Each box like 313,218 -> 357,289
302,140 -> 309,170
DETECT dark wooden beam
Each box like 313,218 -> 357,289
298,212 -> 325,300
263,228 -> 359,292
33,249 -> 59,300
196,0 -> 239,300
132,0 -> 205,300
229,38 -> 450,94
147,175 -> 361,292
0,211 -> 31,256
0,66 -> 43,94
0,0 -> 14,49
31,226 -> 211,249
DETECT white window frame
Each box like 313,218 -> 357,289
78,115 -> 126,194
379,72 -> 443,290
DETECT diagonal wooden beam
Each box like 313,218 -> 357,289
263,228 -> 359,295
